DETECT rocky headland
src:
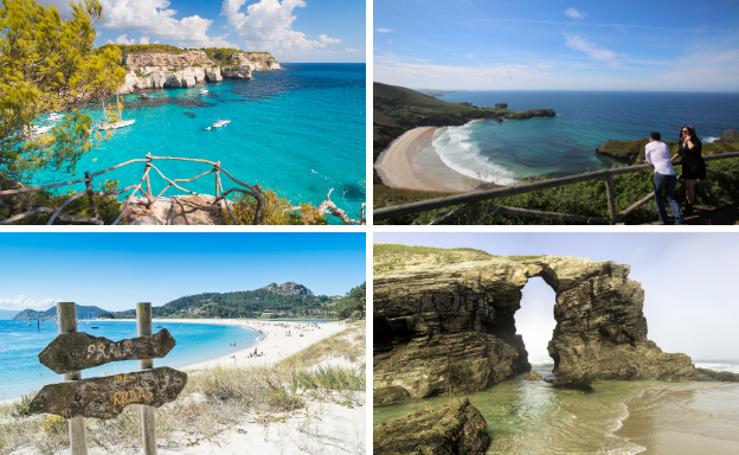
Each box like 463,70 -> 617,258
374,398 -> 490,455
116,47 -> 281,94
373,82 -> 555,163
373,245 -> 700,405
595,129 -> 739,164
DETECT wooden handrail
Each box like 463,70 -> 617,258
374,151 -> 739,222
0,155 -> 268,225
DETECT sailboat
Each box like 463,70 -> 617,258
97,94 -> 135,130
205,119 -> 231,131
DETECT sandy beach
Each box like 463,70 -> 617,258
3,318 -> 365,455
374,126 -> 483,193
162,318 -> 347,370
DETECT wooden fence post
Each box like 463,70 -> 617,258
604,174 -> 618,224
57,302 -> 88,455
136,302 -> 157,455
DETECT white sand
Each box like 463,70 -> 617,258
7,319 -> 365,455
374,126 -> 481,193
167,318 -> 348,370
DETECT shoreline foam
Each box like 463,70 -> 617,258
0,318 -> 345,403
374,127 -> 484,193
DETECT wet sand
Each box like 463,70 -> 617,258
374,127 -> 483,193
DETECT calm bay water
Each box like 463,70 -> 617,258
34,63 -> 366,220
374,362 -> 739,454
432,91 -> 739,185
0,319 -> 257,400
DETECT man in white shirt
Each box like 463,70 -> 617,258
644,132 -> 681,224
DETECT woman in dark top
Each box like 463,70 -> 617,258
674,125 -> 706,212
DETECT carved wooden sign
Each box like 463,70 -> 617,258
29,367 -> 188,419
39,329 -> 176,374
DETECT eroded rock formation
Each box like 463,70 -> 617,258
374,398 -> 490,455
374,245 -> 695,405
118,50 -> 281,94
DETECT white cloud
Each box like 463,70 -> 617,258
565,7 -> 586,20
100,0 -> 234,48
319,34 -> 341,45
221,0 -> 342,58
113,34 -> 151,45
375,27 -> 393,33
0,295 -> 55,311
565,33 -> 619,62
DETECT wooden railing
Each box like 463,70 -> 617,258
374,151 -> 739,224
1,154 -> 366,225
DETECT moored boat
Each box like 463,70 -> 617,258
205,119 -> 231,131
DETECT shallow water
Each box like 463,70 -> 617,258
374,363 -> 739,454
33,63 -> 366,220
430,91 -> 739,185
0,319 -> 257,400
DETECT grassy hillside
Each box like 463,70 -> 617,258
111,282 -> 366,320
373,82 -> 555,162
376,155 -> 739,225
596,138 -> 739,163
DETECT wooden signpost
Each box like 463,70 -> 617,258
29,302 -> 188,455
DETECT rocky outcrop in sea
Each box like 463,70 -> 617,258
374,398 -> 490,455
118,50 -> 281,94
373,245 -> 696,405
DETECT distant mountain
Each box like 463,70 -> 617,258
13,304 -> 114,321
0,309 -> 17,319
114,282 -> 333,319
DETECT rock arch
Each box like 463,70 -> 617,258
373,246 -> 695,405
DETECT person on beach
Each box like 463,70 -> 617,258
645,132 -> 682,225
673,125 -> 706,215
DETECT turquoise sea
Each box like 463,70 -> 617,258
0,319 -> 257,400
431,91 -> 739,185
34,63 -> 366,220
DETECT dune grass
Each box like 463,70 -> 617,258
0,322 -> 365,454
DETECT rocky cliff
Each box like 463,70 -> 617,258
373,245 -> 695,405
374,399 -> 490,455
118,49 -> 281,94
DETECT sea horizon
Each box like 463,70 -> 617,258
412,90 -> 739,186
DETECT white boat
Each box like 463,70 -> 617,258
97,119 -> 136,130
30,125 -> 53,136
48,112 -> 63,122
205,119 -> 231,131
96,95 -> 135,131
199,88 -> 209,95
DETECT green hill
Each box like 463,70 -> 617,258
113,282 -> 363,319
373,82 -> 555,161
13,304 -> 113,321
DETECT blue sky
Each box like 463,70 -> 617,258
375,0 -> 739,91
375,233 -> 739,360
42,0 -> 365,62
0,233 -> 365,312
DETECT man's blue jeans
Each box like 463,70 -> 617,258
653,173 -> 681,224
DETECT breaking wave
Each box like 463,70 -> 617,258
431,124 -> 518,186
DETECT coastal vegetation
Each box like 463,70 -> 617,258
109,43 -> 185,56
377,156 -> 739,224
0,0 -> 124,182
13,282 -> 367,321
1,1 -> 359,226
373,82 -> 555,163
375,133 -> 739,224
0,321 -> 365,454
